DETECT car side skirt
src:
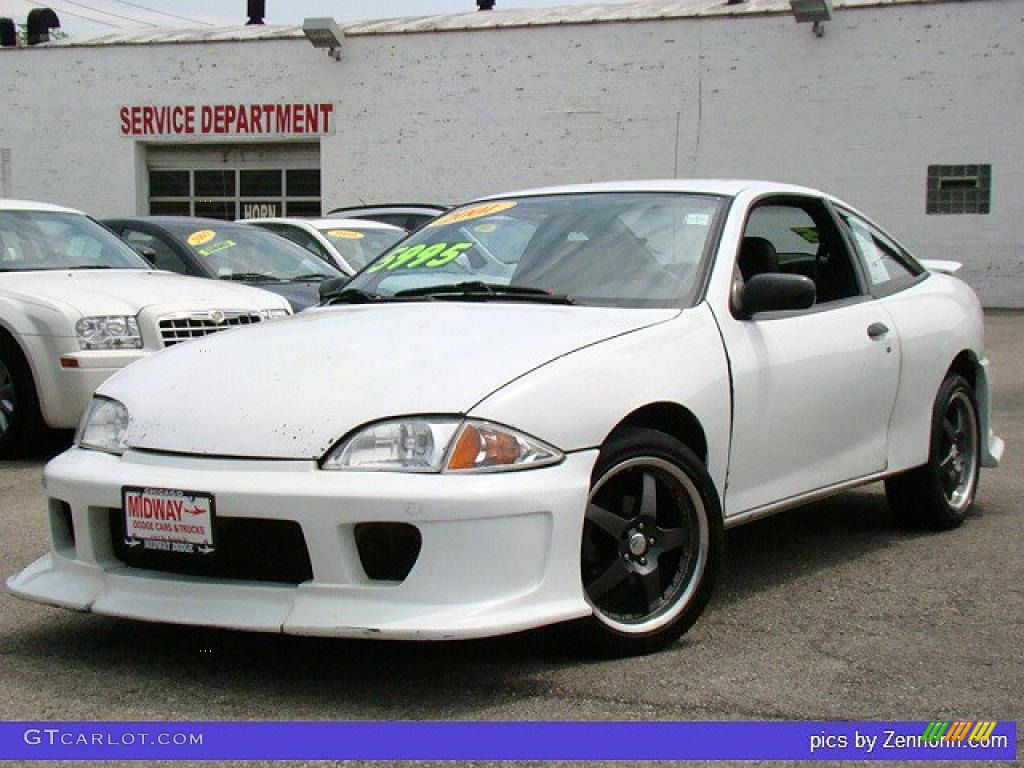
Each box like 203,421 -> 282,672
724,471 -> 887,529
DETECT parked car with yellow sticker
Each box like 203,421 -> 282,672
244,217 -> 406,275
0,199 -> 291,457
103,217 -> 341,312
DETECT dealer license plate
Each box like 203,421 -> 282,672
121,487 -> 216,556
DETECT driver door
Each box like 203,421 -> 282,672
717,195 -> 901,517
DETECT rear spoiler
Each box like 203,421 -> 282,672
920,259 -> 962,275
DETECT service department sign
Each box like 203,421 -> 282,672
119,103 -> 335,137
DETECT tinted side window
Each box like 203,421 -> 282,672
838,210 -> 918,293
741,198 -> 864,305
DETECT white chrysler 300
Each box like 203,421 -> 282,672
8,181 -> 1003,656
0,200 -> 292,456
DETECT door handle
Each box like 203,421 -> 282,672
867,322 -> 890,339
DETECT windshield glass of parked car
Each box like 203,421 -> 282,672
162,222 -> 339,281
0,211 -> 149,271
346,193 -> 725,307
315,226 -> 406,270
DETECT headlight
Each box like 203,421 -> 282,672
75,397 -> 130,455
261,308 -> 291,320
322,418 -> 563,473
75,316 -> 142,350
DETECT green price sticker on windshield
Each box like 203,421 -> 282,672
196,240 -> 236,257
368,242 -> 474,273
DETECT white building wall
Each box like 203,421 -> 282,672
0,0 -> 1020,304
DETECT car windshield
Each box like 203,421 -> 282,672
345,192 -> 725,307
314,226 -> 406,270
0,210 -> 149,271
163,222 -> 339,281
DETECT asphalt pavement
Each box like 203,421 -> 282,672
0,312 -> 1020,766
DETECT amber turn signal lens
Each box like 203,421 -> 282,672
447,423 -> 524,470
448,424 -> 483,470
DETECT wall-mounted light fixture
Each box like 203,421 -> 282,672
302,17 -> 344,61
789,0 -> 832,36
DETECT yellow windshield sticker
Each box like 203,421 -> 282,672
791,226 -> 820,244
474,223 -> 497,233
197,240 -> 236,257
368,242 -> 474,273
187,230 -> 217,246
428,201 -> 516,228
326,229 -> 365,240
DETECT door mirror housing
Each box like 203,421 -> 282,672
737,273 -> 816,317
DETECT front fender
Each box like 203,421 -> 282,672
469,303 -> 732,498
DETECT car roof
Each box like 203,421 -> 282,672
0,198 -> 84,214
474,179 -> 824,200
103,216 -> 259,231
246,217 -> 405,231
327,204 -> 448,215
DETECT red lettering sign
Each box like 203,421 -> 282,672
119,103 -> 335,136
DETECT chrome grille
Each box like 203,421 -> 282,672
158,311 -> 263,347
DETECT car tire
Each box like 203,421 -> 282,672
0,337 -> 44,459
885,374 -> 980,530
571,427 -> 723,657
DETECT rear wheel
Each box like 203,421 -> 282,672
0,338 -> 43,458
575,428 -> 722,656
885,374 -> 980,529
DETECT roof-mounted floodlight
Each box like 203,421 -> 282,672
789,0 -> 832,36
302,17 -> 343,61
0,17 -> 17,47
27,7 -> 61,44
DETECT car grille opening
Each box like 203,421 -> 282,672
109,509 -> 312,585
158,311 -> 263,347
353,522 -> 422,582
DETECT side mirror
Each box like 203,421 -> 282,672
132,244 -> 158,267
318,275 -> 350,300
738,273 -> 816,317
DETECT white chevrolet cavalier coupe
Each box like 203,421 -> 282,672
0,200 -> 292,457
8,181 -> 1003,656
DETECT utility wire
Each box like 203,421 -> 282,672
105,0 -> 216,27
24,0 -> 123,27
43,0 -> 160,26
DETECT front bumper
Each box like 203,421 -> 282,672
8,447 -> 597,640
20,333 -> 148,429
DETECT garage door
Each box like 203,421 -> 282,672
146,143 -> 321,220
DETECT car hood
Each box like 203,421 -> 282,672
0,270 -> 287,318
100,302 -> 679,459
249,280 -> 322,313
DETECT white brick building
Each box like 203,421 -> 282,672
0,0 -> 1020,304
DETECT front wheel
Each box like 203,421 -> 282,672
575,428 -> 723,656
885,373 -> 980,530
0,338 -> 44,458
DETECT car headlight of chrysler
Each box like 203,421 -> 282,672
75,315 -> 142,350
75,397 -> 130,455
322,418 -> 564,473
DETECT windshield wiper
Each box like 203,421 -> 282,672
67,265 -> 116,270
217,273 -> 284,283
286,273 -> 333,281
394,281 -> 574,304
322,287 -> 389,305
